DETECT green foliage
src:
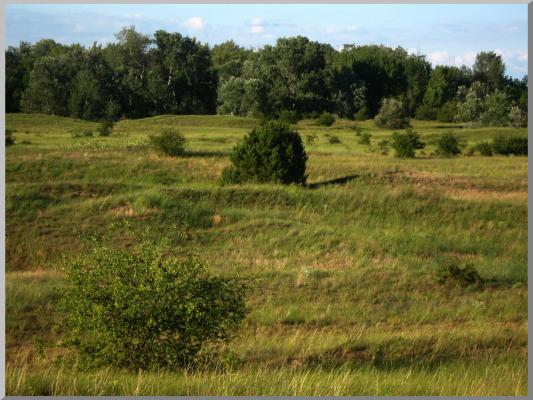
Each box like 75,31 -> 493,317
508,106 -> 527,128
325,134 -> 341,144
221,120 -> 307,185
479,90 -> 511,127
278,110 -> 300,124
305,133 -> 318,145
6,129 -> 15,146
436,101 -> 458,122
374,98 -> 410,129
59,239 -> 247,370
390,128 -> 425,158
437,263 -> 483,287
97,120 -> 114,137
149,129 -> 187,157
414,103 -> 436,120
435,131 -> 462,157
473,142 -> 493,156
491,135 -> 528,156
317,112 -> 335,127
355,106 -> 370,121
357,132 -> 372,145
377,139 -> 389,155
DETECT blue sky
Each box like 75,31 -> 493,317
6,4 -> 528,78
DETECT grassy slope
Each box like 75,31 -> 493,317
5,113 -> 528,395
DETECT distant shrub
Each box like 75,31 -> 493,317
508,106 -> 527,128
305,133 -> 318,145
437,263 -> 483,287
317,112 -> 335,127
374,98 -> 410,129
436,101 -> 458,122
355,106 -> 369,121
60,240 -> 247,370
415,104 -> 436,120
377,139 -> 389,155
390,128 -> 425,158
357,132 -> 372,145
6,130 -> 14,146
71,129 -> 94,139
473,142 -> 493,156
491,135 -> 528,156
435,131 -> 462,157
221,120 -> 307,185
97,120 -> 114,137
150,129 -> 187,157
83,129 -> 94,137
278,110 -> 299,124
325,134 -> 341,144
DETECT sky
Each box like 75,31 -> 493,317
5,3 -> 528,78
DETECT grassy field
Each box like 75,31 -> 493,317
5,113 -> 528,395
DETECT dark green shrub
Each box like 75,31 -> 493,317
97,120 -> 114,137
317,112 -> 335,127
6,129 -> 14,146
436,101 -> 458,122
278,110 -> 299,124
325,134 -> 341,144
390,128 -> 425,158
437,263 -> 483,287
415,104 -> 436,120
357,132 -> 372,145
305,133 -> 318,145
221,120 -> 307,185
491,135 -> 528,156
435,131 -> 462,157
83,129 -> 94,137
473,142 -> 493,156
355,106 -> 369,121
374,98 -> 410,129
150,129 -> 187,157
377,139 -> 389,155
60,240 -> 247,370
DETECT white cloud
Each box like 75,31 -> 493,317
427,51 -> 450,65
184,16 -> 204,31
453,52 -> 477,66
250,17 -> 264,34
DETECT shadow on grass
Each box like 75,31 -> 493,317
307,174 -> 359,189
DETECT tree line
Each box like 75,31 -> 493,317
6,26 -> 527,126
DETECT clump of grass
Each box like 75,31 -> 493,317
305,134 -> 318,145
97,120 -> 114,137
436,263 -> 483,287
325,134 -> 341,144
357,132 -> 372,145
317,112 -> 335,127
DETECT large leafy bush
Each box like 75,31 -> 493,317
60,240 -> 247,370
374,98 -> 410,129
150,129 -> 187,157
221,120 -> 307,185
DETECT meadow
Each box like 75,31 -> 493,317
5,113 -> 528,395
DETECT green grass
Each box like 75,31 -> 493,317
5,113 -> 528,395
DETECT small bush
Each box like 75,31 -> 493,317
278,110 -> 299,124
150,129 -> 187,157
491,135 -> 528,156
473,142 -> 493,156
415,104 -> 436,120
435,131 -> 462,157
6,129 -> 14,146
390,128 -> 425,158
83,129 -> 94,137
436,101 -> 458,122
377,139 -> 389,155
357,132 -> 372,145
355,106 -> 369,121
221,120 -> 307,185
317,112 -> 335,127
437,263 -> 483,287
374,98 -> 410,129
325,134 -> 341,144
97,120 -> 114,137
305,133 -> 318,145
60,240 -> 247,370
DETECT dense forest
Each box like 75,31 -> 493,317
6,26 -> 528,126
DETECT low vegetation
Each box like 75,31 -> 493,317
149,129 -> 187,157
5,113 -> 528,395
